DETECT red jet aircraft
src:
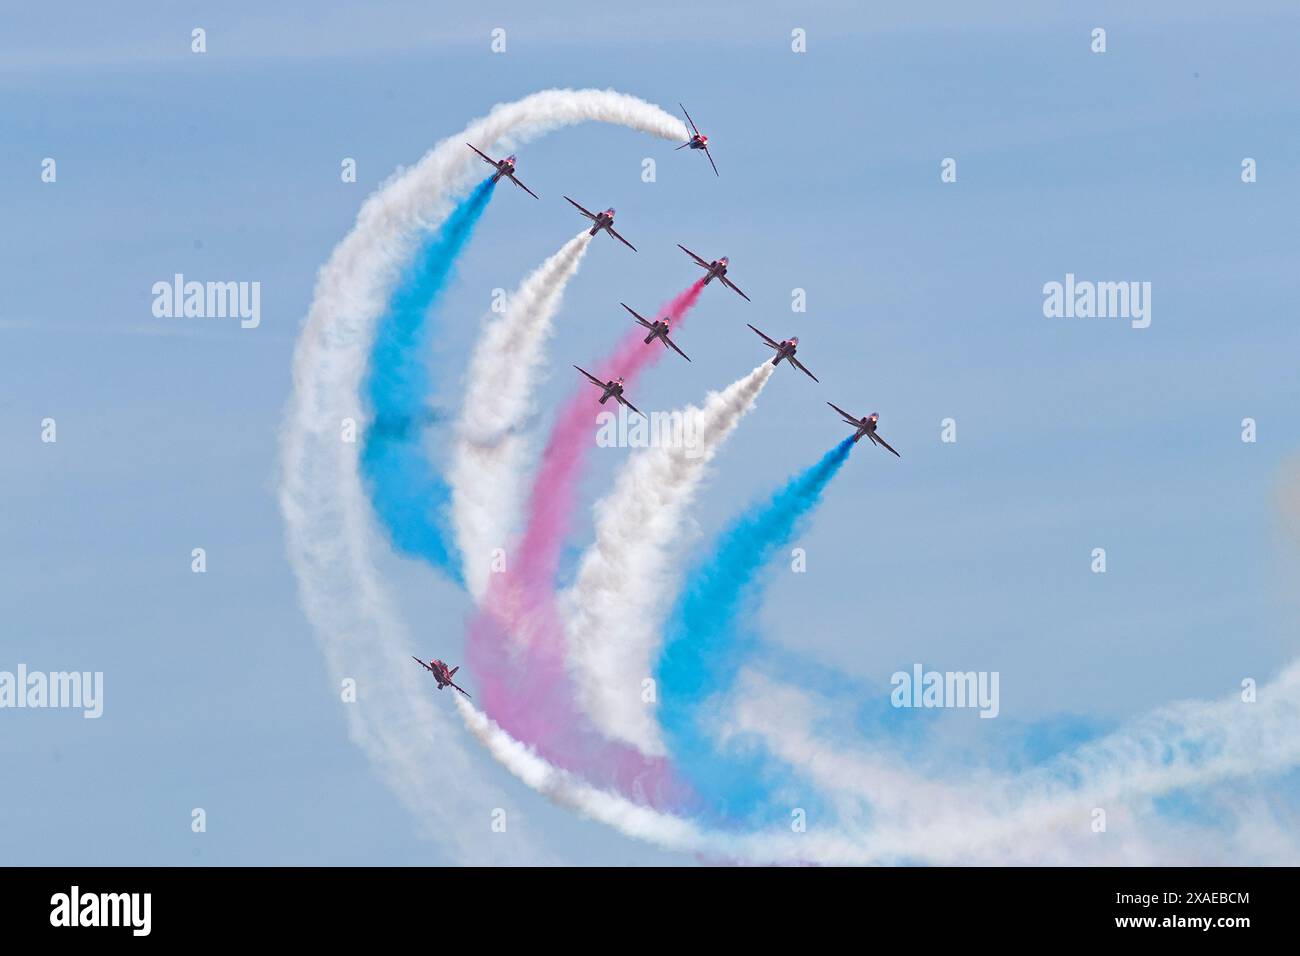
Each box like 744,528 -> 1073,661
564,197 -> 637,250
466,144 -> 539,199
678,245 -> 750,301
748,325 -> 819,382
623,303 -> 690,362
675,103 -> 718,176
574,366 -> 645,417
411,657 -> 472,698
827,403 -> 901,457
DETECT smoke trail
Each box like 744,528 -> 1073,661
726,665 -> 1300,864
453,693 -> 844,861
278,90 -> 687,861
451,231 -> 593,600
511,278 -> 707,595
563,363 -> 777,756
656,438 -> 856,820
463,575 -> 684,804
459,279 -> 707,800
456,695 -> 711,847
457,657 -> 1300,865
360,178 -> 495,580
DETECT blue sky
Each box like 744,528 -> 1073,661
2,1 -> 1298,864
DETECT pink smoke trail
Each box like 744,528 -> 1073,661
466,279 -> 707,805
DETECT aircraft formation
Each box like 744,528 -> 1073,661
426,103 -> 901,689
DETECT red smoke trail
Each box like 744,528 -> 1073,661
466,279 -> 707,804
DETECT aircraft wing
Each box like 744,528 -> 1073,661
621,303 -> 653,328
564,196 -> 597,220
508,173 -> 540,200
663,334 -> 691,362
449,682 -> 473,699
827,402 -> 861,423
466,143 -> 497,166
680,102 -> 700,137
411,656 -> 435,674
607,226 -> 638,251
702,144 -> 719,176
790,355 -> 820,383
677,244 -> 711,267
747,324 -> 781,348
573,365 -> 606,388
721,275 -> 749,301
872,431 -> 901,458
617,394 -> 646,418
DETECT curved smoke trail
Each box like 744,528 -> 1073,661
460,620 -> 1300,864
656,438 -> 856,821
563,363 -> 777,757
361,178 -> 496,581
451,230 -> 593,601
453,693 -> 852,862
279,90 -> 687,861
726,664 -> 1300,864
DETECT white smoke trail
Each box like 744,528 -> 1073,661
723,663 -> 1300,863
278,91 -> 687,861
454,694 -> 867,863
455,695 -> 710,850
562,364 -> 776,755
451,231 -> 593,599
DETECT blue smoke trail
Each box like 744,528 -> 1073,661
360,178 -> 496,583
656,437 -> 855,823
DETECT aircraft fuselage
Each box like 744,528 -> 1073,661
852,417 -> 882,443
643,321 -> 669,345
772,343 -> 797,366
490,160 -> 514,183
